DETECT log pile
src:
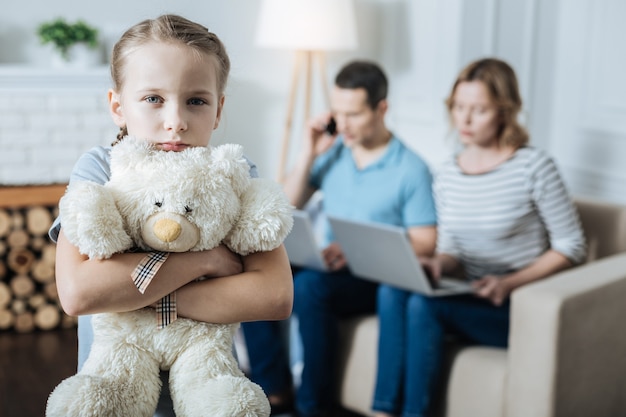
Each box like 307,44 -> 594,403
0,185 -> 77,332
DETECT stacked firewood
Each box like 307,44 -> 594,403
0,185 -> 77,332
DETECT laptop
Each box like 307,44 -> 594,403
327,216 -> 473,296
283,210 -> 329,271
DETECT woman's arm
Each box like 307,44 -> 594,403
55,229 -> 246,316
176,245 -> 293,323
473,249 -> 572,306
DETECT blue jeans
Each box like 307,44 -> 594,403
373,286 -> 510,417
240,319 -> 293,395
243,267 -> 378,417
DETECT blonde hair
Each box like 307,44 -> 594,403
445,58 -> 528,148
110,14 -> 230,144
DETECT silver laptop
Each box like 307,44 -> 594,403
327,216 -> 473,296
283,210 -> 329,271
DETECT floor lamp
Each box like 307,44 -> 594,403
256,0 -> 358,180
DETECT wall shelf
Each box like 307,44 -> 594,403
0,65 -> 111,92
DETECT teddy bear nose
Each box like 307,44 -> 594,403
153,218 -> 182,243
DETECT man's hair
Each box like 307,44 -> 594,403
335,61 -> 388,109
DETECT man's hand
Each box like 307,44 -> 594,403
322,242 -> 347,272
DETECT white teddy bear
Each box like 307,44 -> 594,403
46,137 -> 293,417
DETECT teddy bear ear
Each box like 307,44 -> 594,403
110,136 -> 155,176
211,144 -> 251,195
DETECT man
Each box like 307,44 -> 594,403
243,60 -> 437,417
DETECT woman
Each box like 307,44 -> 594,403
372,57 -> 586,417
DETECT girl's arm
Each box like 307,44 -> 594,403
55,230 -> 292,321
176,245 -> 293,323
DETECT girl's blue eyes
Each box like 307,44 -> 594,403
143,97 -> 207,105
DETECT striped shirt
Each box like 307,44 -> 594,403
434,147 -> 586,280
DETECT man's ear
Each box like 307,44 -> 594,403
376,98 -> 389,118
108,89 -> 125,128
214,95 -> 226,130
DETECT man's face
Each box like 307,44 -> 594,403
330,87 -> 384,148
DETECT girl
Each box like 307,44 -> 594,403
49,14 -> 293,416
372,58 -> 586,417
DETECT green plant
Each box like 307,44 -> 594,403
37,18 -> 99,61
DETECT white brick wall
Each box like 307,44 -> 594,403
0,66 -> 115,185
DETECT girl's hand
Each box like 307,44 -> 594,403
203,244 -> 243,278
472,275 -> 511,306
322,242 -> 347,272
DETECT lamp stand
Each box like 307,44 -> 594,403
277,50 -> 330,180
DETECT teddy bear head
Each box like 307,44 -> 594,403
108,137 -> 253,253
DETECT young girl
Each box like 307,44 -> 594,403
372,58 -> 586,417
48,14 -> 293,416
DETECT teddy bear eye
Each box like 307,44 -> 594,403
155,201 -> 163,208
184,205 -> 193,213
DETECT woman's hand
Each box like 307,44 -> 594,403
472,275 -> 511,306
322,242 -> 347,272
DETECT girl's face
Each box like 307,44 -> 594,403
109,41 -> 224,151
450,81 -> 501,148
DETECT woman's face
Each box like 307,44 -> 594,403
109,41 -> 224,151
450,81 -> 501,148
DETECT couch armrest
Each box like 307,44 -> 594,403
507,253 -> 626,417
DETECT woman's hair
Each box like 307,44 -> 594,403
335,60 -> 388,110
445,58 -> 528,148
111,14 -> 230,143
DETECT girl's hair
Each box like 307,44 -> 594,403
445,58 -> 528,148
111,14 -> 230,144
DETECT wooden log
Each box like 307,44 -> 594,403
0,208 -> 10,237
11,210 -> 24,230
31,260 -> 55,284
44,282 -> 58,301
28,293 -> 47,309
11,299 -> 27,315
0,309 -> 14,330
0,281 -> 11,308
10,274 -> 35,298
14,312 -> 35,333
30,236 -> 47,251
41,243 -> 57,265
7,229 -> 29,248
7,248 -> 35,274
26,206 -> 53,236
35,304 -> 60,330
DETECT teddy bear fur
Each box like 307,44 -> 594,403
46,137 -> 293,417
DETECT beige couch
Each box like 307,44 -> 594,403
336,198 -> 626,417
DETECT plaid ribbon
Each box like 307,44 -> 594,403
130,251 -> 177,328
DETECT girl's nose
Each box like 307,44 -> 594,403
164,105 -> 187,132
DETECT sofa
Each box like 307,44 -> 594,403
335,197 -> 626,417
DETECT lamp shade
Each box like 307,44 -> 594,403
256,0 -> 358,51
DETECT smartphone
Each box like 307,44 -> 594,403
325,117 -> 337,136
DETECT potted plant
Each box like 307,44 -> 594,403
37,18 -> 100,67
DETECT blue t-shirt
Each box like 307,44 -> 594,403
309,135 -> 436,246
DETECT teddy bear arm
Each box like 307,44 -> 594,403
224,178 -> 294,256
59,182 -> 133,259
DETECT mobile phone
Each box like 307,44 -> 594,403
325,117 -> 337,136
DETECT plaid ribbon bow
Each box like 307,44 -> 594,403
130,251 -> 176,329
